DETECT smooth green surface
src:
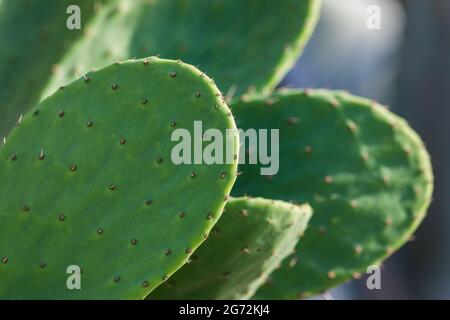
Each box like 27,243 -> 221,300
231,89 -> 433,298
150,197 -> 312,300
42,0 -> 321,101
0,0 -> 103,137
0,57 -> 238,299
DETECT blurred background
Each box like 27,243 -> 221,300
283,0 -> 448,299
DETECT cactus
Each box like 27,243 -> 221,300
0,57 -> 238,299
149,197 -> 312,300
0,0 -> 104,137
40,0 -> 320,101
230,89 -> 433,298
0,0 -> 435,301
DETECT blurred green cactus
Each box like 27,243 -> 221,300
0,0 -> 434,300
0,0 -> 320,136
150,197 -> 312,300
40,0 -> 320,100
0,0 -> 104,137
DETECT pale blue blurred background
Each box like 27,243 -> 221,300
284,0 -> 449,299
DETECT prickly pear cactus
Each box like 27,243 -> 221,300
231,89 -> 433,298
0,57 -> 238,299
0,0 -> 103,137
41,0 -> 320,101
150,197 -> 312,300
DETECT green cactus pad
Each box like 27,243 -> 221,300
0,0 -> 102,137
0,57 -> 238,299
149,197 -> 312,300
42,0 -> 321,101
231,89 -> 433,298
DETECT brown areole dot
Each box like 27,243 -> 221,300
287,117 -> 299,125
38,149 -> 45,160
179,211 -> 186,218
352,272 -> 362,280
330,100 -> 339,109
304,146 -> 312,154
1,257 -> 8,264
131,239 -> 137,245
109,184 -> 117,191
195,91 -> 202,98
58,111 -> 65,117
97,228 -> 103,235
70,164 -> 77,172
87,120 -> 93,127
170,72 -> 177,78
119,137 -> 126,145
288,256 -> 298,268
361,151 -> 369,162
318,226 -> 326,235
59,214 -> 65,222
141,98 -> 148,105
141,281 -> 148,288
111,83 -> 118,90
165,249 -> 172,256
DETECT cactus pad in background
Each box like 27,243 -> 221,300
0,0 -> 103,137
42,0 -> 321,101
0,57 -> 238,299
150,197 -> 312,300
231,90 -> 433,298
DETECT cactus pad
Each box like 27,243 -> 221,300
150,197 -> 312,300
231,89 -> 433,298
42,0 -> 321,100
0,57 -> 238,299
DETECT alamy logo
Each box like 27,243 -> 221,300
366,5 -> 381,30
66,265 -> 81,290
366,265 -> 381,290
171,121 -> 279,175
66,5 -> 81,30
